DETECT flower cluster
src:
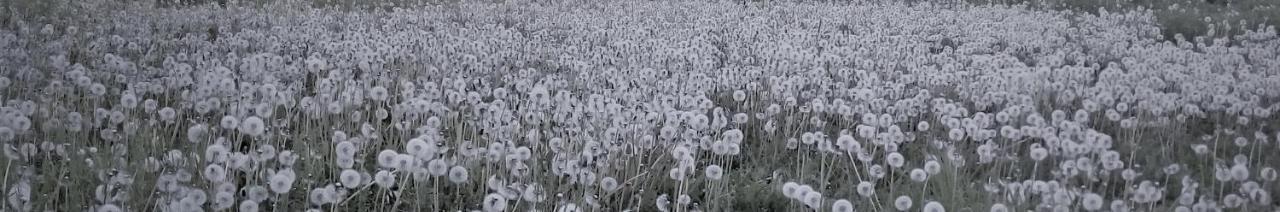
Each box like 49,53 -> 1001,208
0,0 -> 1277,211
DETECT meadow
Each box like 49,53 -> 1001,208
0,0 -> 1278,211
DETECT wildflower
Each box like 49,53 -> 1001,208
925,160 -> 942,174
374,170 -> 395,188
239,116 -> 265,137
856,181 -> 874,197
832,199 -> 854,212
948,128 -> 965,141
922,201 -> 945,212
600,177 -> 619,192
1110,200 -> 1130,212
220,116 -> 240,130
894,195 -> 913,211
836,134 -> 860,153
557,203 -> 582,212
656,194 -> 671,212
377,149 -> 399,168
428,159 -> 448,176
277,151 -> 298,166
989,203 -> 1008,212
910,168 -> 928,182
368,86 -> 389,101
214,191 -> 235,209
802,191 -> 822,209
245,186 -> 268,202
269,172 -> 294,194
1081,193 -> 1103,211
158,107 -> 177,122
204,164 -> 227,182
483,193 -> 507,212
0,127 -> 13,143
1029,147 -> 1048,161
705,165 -> 724,180
239,200 -> 259,212
668,168 -> 687,181
886,152 -> 905,168
340,169 -> 361,189
783,182 -> 801,198
97,204 -> 122,212
523,184 -> 546,202
449,166 -> 469,184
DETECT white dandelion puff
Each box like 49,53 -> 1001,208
374,170 -> 396,188
832,199 -> 854,212
448,166 -> 469,184
704,165 -> 724,180
923,201 -> 945,212
894,196 -> 913,211
340,169 -> 361,189
483,193 -> 508,212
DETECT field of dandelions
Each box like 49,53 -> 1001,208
1,0 -> 1279,211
